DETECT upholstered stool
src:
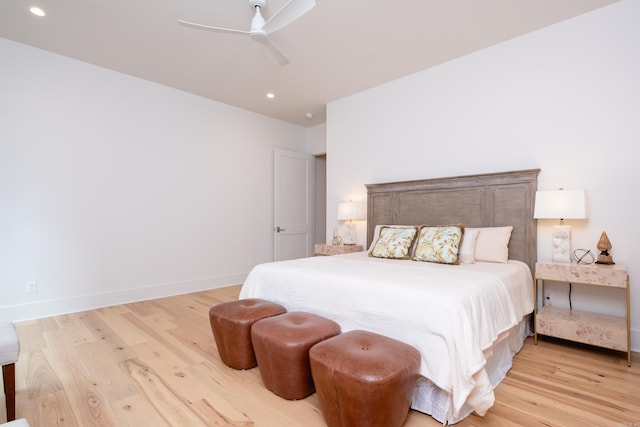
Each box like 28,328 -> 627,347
2,419 -> 31,427
1,322 -> 20,422
251,312 -> 341,400
209,299 -> 286,370
309,330 -> 421,427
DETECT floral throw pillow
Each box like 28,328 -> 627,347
413,225 -> 464,265
370,226 -> 418,259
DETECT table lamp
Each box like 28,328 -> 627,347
534,188 -> 587,263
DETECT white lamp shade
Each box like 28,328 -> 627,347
337,201 -> 365,221
534,189 -> 587,220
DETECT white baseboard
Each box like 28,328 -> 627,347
1,273 -> 247,322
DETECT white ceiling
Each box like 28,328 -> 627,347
0,0 -> 618,127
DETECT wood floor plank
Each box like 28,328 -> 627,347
6,285 -> 640,426
122,357 -> 211,426
93,308 -> 151,347
29,389 -> 80,427
121,311 -> 202,366
41,328 -> 128,424
24,350 -> 65,400
53,312 -> 101,347
110,393 -> 172,427
75,340 -> 141,404
493,378 -> 621,427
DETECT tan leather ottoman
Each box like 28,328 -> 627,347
251,312 -> 341,400
209,299 -> 286,370
309,330 -> 421,427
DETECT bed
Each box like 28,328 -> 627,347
240,169 -> 540,424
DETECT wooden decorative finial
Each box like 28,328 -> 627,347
595,231 -> 615,265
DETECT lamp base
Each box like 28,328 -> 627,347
551,225 -> 571,263
342,223 -> 357,246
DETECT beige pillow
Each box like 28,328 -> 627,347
412,224 -> 464,265
469,226 -> 513,263
370,226 -> 419,259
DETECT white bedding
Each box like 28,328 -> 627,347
239,252 -> 534,421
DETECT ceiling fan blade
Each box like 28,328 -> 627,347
254,36 -> 290,66
263,0 -> 316,34
177,19 -> 250,36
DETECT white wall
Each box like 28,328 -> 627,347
306,123 -> 327,156
326,1 -> 640,350
0,38 -> 308,320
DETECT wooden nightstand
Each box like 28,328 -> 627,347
534,261 -> 631,366
314,244 -> 364,256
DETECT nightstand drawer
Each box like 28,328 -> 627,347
536,306 -> 627,352
535,262 -> 628,288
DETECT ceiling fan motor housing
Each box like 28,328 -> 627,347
250,3 -> 267,33
249,0 -> 267,9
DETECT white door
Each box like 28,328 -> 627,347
274,148 -> 313,261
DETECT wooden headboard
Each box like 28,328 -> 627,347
366,169 -> 540,273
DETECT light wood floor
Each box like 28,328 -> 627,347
4,285 -> 640,426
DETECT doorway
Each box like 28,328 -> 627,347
314,154 -> 326,245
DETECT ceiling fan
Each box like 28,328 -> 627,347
178,0 -> 316,66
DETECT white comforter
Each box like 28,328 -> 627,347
239,252 -> 533,418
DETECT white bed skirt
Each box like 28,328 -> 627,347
411,315 -> 531,424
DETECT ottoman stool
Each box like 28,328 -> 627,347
209,299 -> 286,370
251,312 -> 340,400
2,420 -> 31,427
309,330 -> 421,427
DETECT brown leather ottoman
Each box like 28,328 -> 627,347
251,312 -> 341,400
309,330 -> 421,427
209,298 -> 286,370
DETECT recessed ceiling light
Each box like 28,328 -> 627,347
305,113 -> 313,119
30,7 -> 46,16
266,93 -> 275,99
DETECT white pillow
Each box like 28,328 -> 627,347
458,228 -> 480,264
468,226 -> 513,263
